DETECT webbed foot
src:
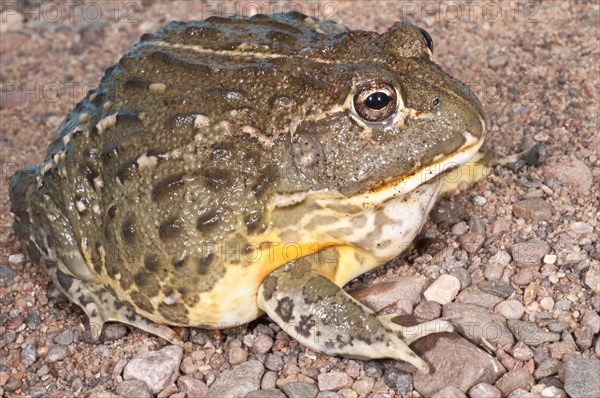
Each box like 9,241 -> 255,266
258,256 -> 452,372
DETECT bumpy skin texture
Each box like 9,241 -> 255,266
9,12 -> 484,355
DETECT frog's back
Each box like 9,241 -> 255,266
8,13 -> 370,328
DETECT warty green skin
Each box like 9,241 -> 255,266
9,12 -> 484,370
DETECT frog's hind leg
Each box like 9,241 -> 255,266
46,260 -> 179,343
257,257 -> 453,372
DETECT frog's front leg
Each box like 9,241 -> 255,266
257,256 -> 453,372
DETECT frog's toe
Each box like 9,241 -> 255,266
48,261 -> 179,343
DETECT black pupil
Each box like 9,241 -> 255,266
364,92 -> 390,110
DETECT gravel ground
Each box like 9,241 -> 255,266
1,1 -> 599,397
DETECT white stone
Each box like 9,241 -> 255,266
123,346 -> 183,395
424,274 -> 461,305
540,297 -> 555,311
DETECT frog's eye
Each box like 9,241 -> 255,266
419,28 -> 434,53
353,83 -> 397,122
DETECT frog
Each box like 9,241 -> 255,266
9,12 -> 486,372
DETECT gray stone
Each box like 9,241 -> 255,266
479,281 -> 514,298
123,346 -> 183,395
54,329 -> 74,345
177,376 -> 208,398
21,343 -> 37,367
511,268 -> 536,286
443,303 -> 514,349
116,380 -> 152,398
469,382 -> 501,398
0,267 -> 17,284
413,334 -> 506,397
318,372 -> 352,391
395,371 -> 413,398
252,333 -> 274,355
283,381 -> 319,398
45,344 -> 70,363
495,369 -> 534,397
455,286 -> 503,309
261,371 -> 277,390
264,353 -> 284,371
575,325 -> 594,350
511,238 -> 551,267
507,319 -> 560,346
209,360 -> 264,397
564,358 -> 600,398
246,390 -> 286,398
414,300 -> 442,321
350,276 -> 429,311
363,361 -> 384,377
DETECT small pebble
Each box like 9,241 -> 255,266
495,300 -> 525,319
540,297 -> 554,310
424,274 -> 461,305
414,300 -> 442,320
8,254 -> 25,264
318,372 -> 352,391
495,369 -> 535,397
116,380 -> 152,398
283,381 -> 319,398
469,383 -> 501,398
45,344 -> 70,363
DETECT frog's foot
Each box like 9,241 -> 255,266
47,262 -> 179,344
257,258 -> 451,372
441,143 -> 546,193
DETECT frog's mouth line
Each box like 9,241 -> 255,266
351,127 -> 486,206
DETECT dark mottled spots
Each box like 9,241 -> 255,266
261,274 -> 278,301
81,164 -> 98,186
45,259 -> 57,270
130,291 -> 153,312
244,210 -> 263,233
196,210 -> 221,232
108,206 -> 116,218
172,256 -> 186,268
198,252 -> 214,274
295,314 -> 317,338
78,294 -> 92,306
266,30 -> 298,47
116,111 -> 142,129
149,51 -> 212,76
116,160 -> 138,183
252,169 -> 275,198
91,92 -> 106,105
25,241 -> 43,264
122,218 -> 137,240
159,217 -> 185,240
275,297 -> 294,323
202,167 -> 231,189
134,271 -> 147,286
101,143 -> 119,162
144,254 -> 161,272
56,268 -> 74,291
83,148 -> 100,162
158,302 -> 188,323
123,77 -> 152,92
152,174 -> 185,201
